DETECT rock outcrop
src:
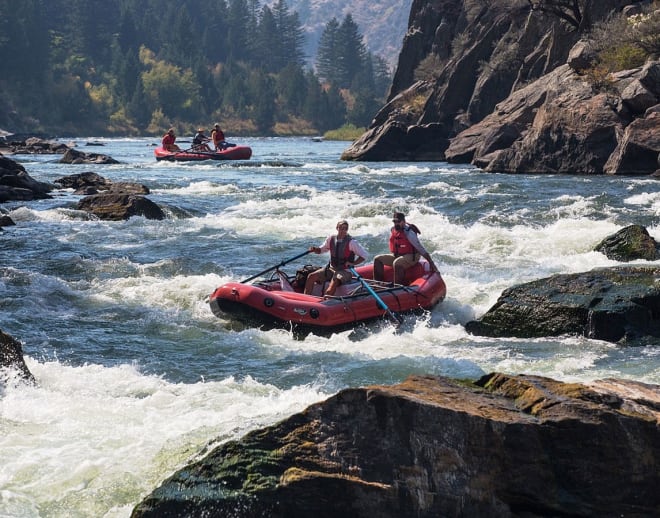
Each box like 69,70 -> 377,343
465,266 -> 660,344
342,0 -> 659,175
132,373 -> 660,518
445,61 -> 660,174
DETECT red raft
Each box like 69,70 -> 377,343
154,145 -> 252,161
209,261 -> 446,337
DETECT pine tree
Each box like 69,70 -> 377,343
226,0 -> 251,62
316,17 -> 340,85
255,6 -> 280,72
337,14 -> 367,89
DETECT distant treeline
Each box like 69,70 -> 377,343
0,0 -> 392,136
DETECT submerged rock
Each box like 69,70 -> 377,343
131,373 -> 659,517
0,329 -> 35,383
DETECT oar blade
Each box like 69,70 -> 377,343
350,267 -> 403,329
388,310 -> 404,327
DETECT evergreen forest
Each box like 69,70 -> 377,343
0,0 -> 393,137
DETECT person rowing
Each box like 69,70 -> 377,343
304,219 -> 368,296
192,128 -> 211,152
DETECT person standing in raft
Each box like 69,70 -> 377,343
373,212 -> 439,285
304,220 -> 369,296
192,128 -> 211,151
162,128 -> 181,152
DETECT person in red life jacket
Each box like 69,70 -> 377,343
304,219 -> 368,296
162,128 -> 181,152
373,212 -> 438,285
211,123 -> 226,150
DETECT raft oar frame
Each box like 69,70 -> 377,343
349,267 -> 403,327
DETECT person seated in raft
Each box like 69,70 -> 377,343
211,123 -> 236,150
304,219 -> 368,296
161,128 -> 181,152
192,128 -> 211,151
211,123 -> 227,150
373,212 -> 439,285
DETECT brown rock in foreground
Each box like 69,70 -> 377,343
132,373 -> 659,518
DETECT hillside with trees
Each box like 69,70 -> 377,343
0,0 -> 392,137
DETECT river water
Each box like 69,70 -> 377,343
1,136 -> 659,517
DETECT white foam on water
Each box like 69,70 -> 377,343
90,271 -> 228,320
0,360 -> 328,518
154,181 -> 242,196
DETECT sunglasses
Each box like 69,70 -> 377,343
392,219 -> 402,223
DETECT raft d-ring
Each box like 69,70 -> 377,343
264,297 -> 275,307
231,287 -> 239,298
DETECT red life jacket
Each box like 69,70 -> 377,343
212,129 -> 225,145
329,235 -> 355,269
389,224 -> 420,256
162,133 -> 175,148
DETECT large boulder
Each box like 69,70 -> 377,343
595,224 -> 660,261
77,193 -> 165,220
59,148 -> 119,165
131,373 -> 659,518
54,171 -> 112,190
55,172 -> 149,195
0,154 -> 54,201
341,81 -> 448,160
465,266 -> 660,344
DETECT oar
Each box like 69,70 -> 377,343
349,267 -> 403,327
241,250 -> 312,283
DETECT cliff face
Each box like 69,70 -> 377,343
342,0 -> 659,175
